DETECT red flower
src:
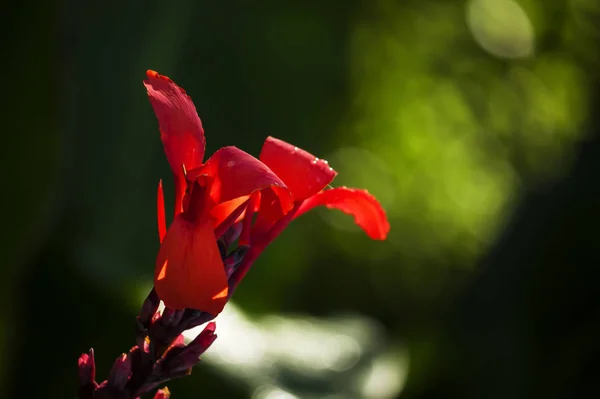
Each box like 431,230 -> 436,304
229,136 -> 390,288
144,71 -> 293,315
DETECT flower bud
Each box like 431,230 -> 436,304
78,348 -> 96,386
108,353 -> 132,390
161,322 -> 217,375
139,288 -> 161,326
154,387 -> 171,399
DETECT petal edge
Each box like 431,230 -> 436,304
203,146 -> 294,209
295,187 -> 390,240
259,137 -> 337,200
144,70 -> 206,176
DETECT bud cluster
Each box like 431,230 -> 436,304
77,225 -> 248,398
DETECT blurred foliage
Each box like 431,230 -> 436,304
3,0 -> 600,397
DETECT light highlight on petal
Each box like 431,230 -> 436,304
202,146 -> 294,211
260,137 -> 337,200
155,216 -> 228,315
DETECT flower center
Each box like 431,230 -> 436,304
183,174 -> 212,222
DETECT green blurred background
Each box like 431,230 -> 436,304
4,0 -> 600,397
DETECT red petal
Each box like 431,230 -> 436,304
157,180 -> 167,243
212,196 -> 250,239
239,192 -> 260,246
259,137 -> 337,200
295,187 -> 390,240
251,187 -> 288,242
202,146 -> 294,210
155,216 -> 228,315
144,70 -> 206,176
210,196 -> 250,230
173,175 -> 187,216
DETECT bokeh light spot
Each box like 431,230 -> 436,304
467,0 -> 535,59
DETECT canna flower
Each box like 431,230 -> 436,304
229,137 -> 390,289
144,71 -> 293,315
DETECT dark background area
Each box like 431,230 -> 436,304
3,0 -> 600,397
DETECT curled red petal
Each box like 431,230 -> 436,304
259,136 -> 337,201
144,70 -> 206,176
157,180 -> 167,243
202,146 -> 294,210
155,216 -> 228,315
295,187 -> 390,240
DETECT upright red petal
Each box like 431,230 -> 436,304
155,216 -> 228,315
144,70 -> 206,173
202,146 -> 294,211
144,70 -> 206,215
259,137 -> 338,200
295,187 -> 390,240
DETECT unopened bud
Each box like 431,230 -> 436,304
139,288 -> 161,326
161,308 -> 185,328
108,353 -> 132,390
78,348 -> 96,386
181,310 -> 214,331
161,322 -> 217,375
186,322 -> 217,357
154,387 -> 171,399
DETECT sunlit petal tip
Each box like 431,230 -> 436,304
145,70 -> 174,85
146,69 -> 159,78
260,136 -> 337,200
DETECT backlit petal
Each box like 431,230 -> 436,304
239,192 -> 261,246
173,177 -> 186,216
259,137 -> 337,200
155,216 -> 228,315
144,70 -> 206,175
202,146 -> 294,210
212,197 -> 250,239
295,187 -> 390,240
250,187 -> 288,243
210,196 -> 250,230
